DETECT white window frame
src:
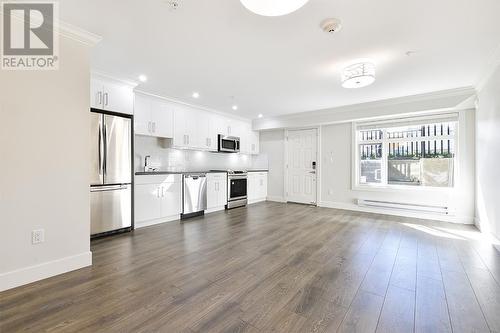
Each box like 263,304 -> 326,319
352,113 -> 459,192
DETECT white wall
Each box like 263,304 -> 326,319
261,109 -> 475,224
320,109 -> 475,224
476,65 -> 500,239
259,130 -> 286,201
0,36 -> 93,291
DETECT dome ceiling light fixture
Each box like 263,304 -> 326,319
240,0 -> 309,17
341,62 -> 376,88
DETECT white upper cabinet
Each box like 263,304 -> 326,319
173,105 -> 198,148
134,93 -> 174,138
134,93 -> 152,136
151,99 -> 174,138
91,75 -> 134,115
196,111 -> 214,151
132,90 -> 258,154
250,130 -> 260,154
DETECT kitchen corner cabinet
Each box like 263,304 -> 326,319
207,173 -> 227,211
91,76 -> 134,115
134,174 -> 182,227
134,93 -> 174,138
248,172 -> 268,203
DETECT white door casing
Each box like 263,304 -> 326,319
286,128 -> 318,205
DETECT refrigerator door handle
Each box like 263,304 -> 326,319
98,118 -> 104,175
103,119 -> 107,177
91,184 -> 129,192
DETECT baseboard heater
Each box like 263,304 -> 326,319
357,199 -> 449,215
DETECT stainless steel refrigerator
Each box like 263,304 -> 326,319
90,111 -> 132,236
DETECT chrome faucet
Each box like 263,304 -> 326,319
144,155 -> 153,172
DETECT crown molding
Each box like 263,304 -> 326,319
279,87 -> 475,121
57,20 -> 102,47
134,89 -> 252,123
253,87 -> 476,130
91,70 -> 138,88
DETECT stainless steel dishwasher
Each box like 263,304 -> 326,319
182,173 -> 207,219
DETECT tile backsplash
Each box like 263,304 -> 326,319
134,136 -> 268,172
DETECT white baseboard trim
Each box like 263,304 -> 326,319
206,206 -> 225,214
266,196 -> 286,203
135,215 -> 180,229
249,198 -> 267,204
0,251 -> 92,292
474,218 -> 500,251
319,201 -> 474,224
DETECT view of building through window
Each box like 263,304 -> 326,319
357,118 -> 456,188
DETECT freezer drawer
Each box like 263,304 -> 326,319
91,185 -> 132,235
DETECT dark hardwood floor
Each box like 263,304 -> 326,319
2,202 -> 500,332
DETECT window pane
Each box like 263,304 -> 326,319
360,160 -> 382,184
358,130 -> 383,141
359,143 -> 382,184
387,139 -> 455,187
386,122 -> 456,139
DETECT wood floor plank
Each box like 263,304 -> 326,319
376,285 -> 415,333
441,268 -> 490,333
337,291 -> 385,333
415,275 -> 452,333
1,202 -> 499,333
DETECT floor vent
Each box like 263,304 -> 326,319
357,199 -> 449,215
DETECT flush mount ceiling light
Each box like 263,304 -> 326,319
258,114 -> 263,118
240,0 -> 309,16
232,105 -> 239,111
192,92 -> 200,99
341,62 -> 376,88
138,75 -> 148,82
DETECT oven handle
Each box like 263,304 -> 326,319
228,176 -> 248,180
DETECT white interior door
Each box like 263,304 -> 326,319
286,129 -> 318,205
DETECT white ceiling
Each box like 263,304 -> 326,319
60,0 -> 500,119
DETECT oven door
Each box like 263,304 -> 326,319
219,135 -> 240,153
228,177 -> 247,201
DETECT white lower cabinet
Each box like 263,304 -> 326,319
206,173 -> 227,212
135,174 -> 182,227
248,172 -> 268,203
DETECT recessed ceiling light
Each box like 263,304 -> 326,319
138,75 -> 147,82
258,114 -> 263,118
192,92 -> 200,98
232,105 -> 238,111
341,62 -> 375,89
240,0 -> 309,16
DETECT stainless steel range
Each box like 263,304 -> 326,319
226,170 -> 248,209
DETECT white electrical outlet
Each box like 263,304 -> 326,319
32,229 -> 45,244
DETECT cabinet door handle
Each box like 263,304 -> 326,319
157,187 -> 161,198
152,122 -> 156,133
187,135 -> 190,145
148,122 -> 151,133
97,91 -> 102,106
104,93 -> 109,106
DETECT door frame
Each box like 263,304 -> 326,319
284,126 -> 321,205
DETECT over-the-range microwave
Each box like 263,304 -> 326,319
218,134 -> 240,153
